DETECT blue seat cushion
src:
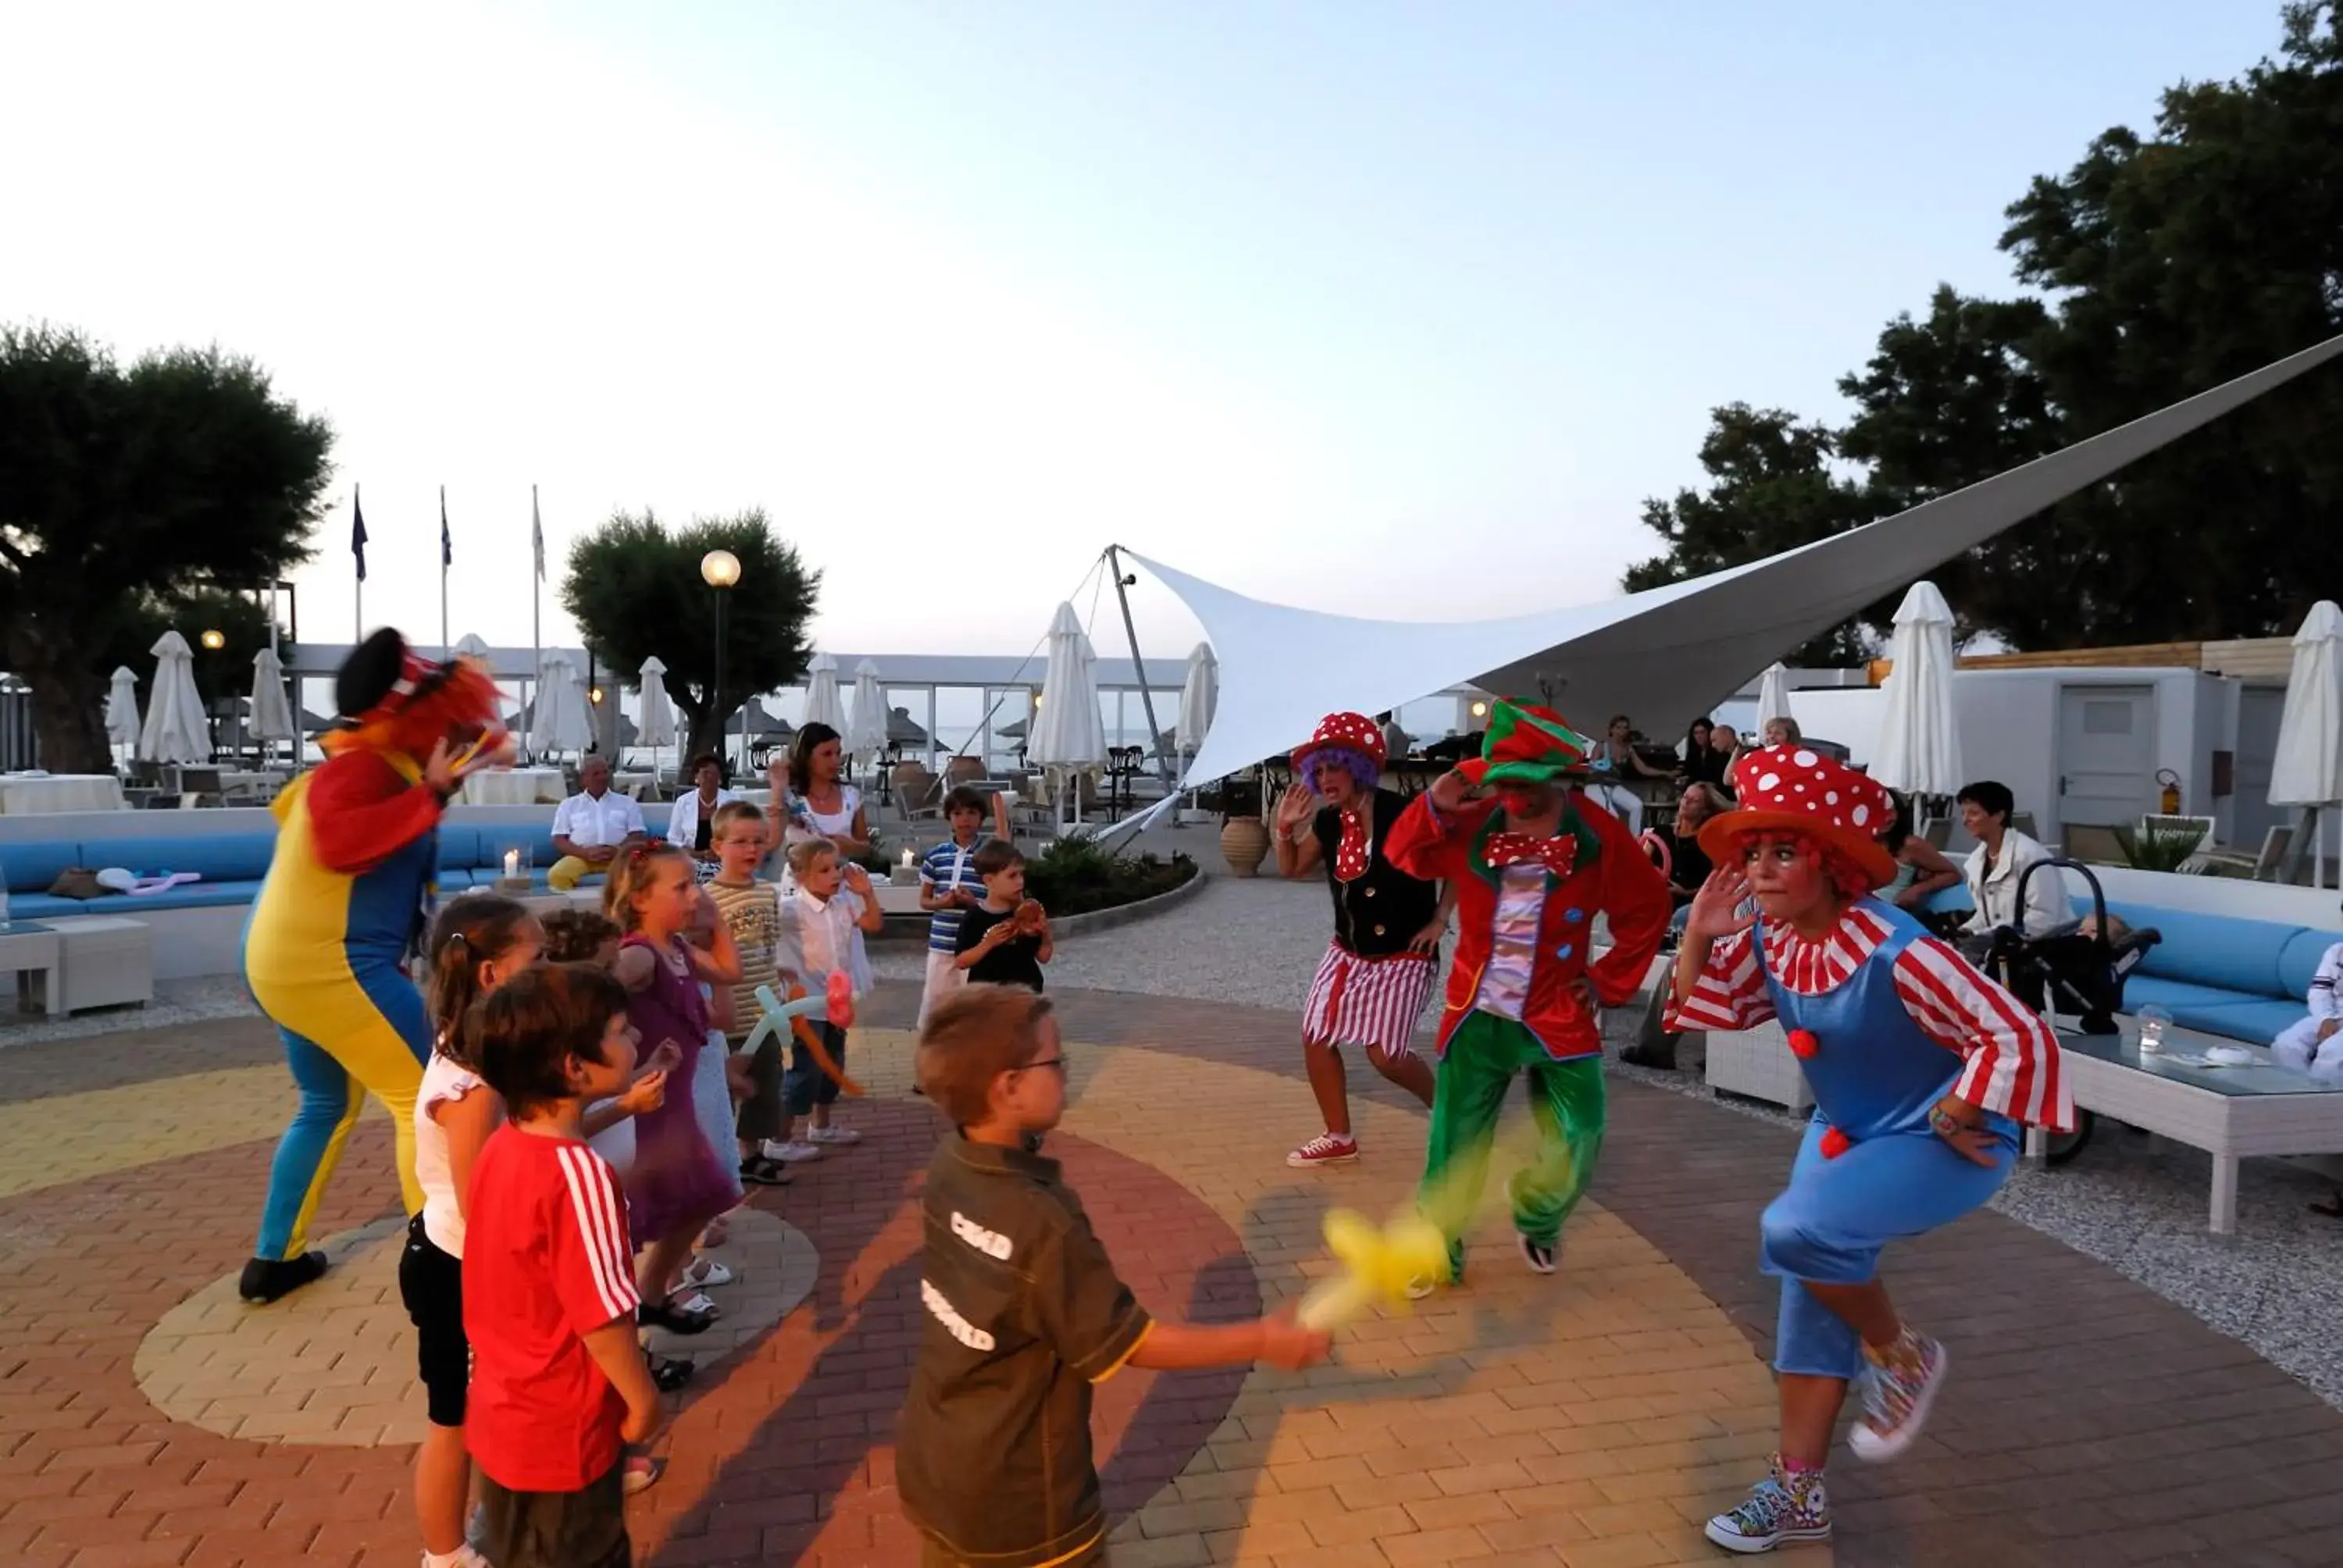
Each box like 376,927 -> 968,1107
2183,1000 -> 2310,1046
6,891 -> 99,919
78,832 -> 278,885
104,879 -> 267,912
2277,928 -> 2343,1004
434,869 -> 478,891
2104,903 -> 2298,997
2,842 -> 82,893
437,828 -> 482,873
2120,976 -> 2263,1015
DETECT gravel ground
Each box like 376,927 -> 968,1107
882,871 -> 2343,1408
18,871 -> 2343,1405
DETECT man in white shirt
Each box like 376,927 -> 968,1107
2273,938 -> 2343,1077
1956,780 -> 2073,937
551,755 -> 646,870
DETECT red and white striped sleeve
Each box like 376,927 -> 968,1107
551,1143 -> 642,1331
1664,927 -> 1776,1033
1893,937 -> 2075,1131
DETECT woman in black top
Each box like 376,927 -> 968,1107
1678,718 -> 1727,786
1271,712 -> 1450,1170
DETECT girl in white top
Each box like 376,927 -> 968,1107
777,722 -> 870,856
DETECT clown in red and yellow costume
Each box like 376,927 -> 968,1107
1666,745 -> 2071,1555
1385,700 -> 1671,1284
238,629 -> 508,1305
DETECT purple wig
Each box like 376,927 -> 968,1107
1300,743 -> 1379,798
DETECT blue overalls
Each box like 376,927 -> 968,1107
1756,897 -> 2018,1380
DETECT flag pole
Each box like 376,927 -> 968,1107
440,485 -> 451,658
531,485 -> 544,765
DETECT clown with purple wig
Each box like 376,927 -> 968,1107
1271,712 -> 1451,1168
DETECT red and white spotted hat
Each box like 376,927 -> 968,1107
1698,744 -> 1899,890
1290,711 -> 1388,772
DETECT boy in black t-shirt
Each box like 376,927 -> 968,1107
951,841 -> 1051,992
900,986 -> 1329,1567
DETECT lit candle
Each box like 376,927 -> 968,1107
504,849 -> 520,879
900,846 -> 918,869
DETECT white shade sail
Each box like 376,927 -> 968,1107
529,654 -> 592,755
1176,642 -> 1218,754
845,658 -> 889,761
803,652 -> 847,733
105,667 -> 141,747
1139,330 -> 2343,789
1867,581 -> 1965,796
1031,603 -> 1107,772
1755,664 -> 1795,735
248,647 -> 298,743
636,656 -> 678,748
138,631 -> 211,765
2270,600 -> 2343,807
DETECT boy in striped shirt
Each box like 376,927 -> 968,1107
918,787 -> 1015,1027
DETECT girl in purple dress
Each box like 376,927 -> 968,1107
607,843 -> 744,1334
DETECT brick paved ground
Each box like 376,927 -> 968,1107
3,991 -> 2342,1566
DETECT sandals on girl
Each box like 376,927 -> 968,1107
623,1454 -> 664,1494
651,1356 -> 695,1392
678,1256 -> 736,1290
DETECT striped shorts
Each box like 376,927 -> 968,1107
1303,943 -> 1435,1063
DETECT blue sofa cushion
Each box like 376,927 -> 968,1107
79,832 -> 279,886
437,828 -> 482,874
2118,976 -> 2261,1015
10,880 -> 267,918
2277,928 -> 2343,1006
2104,903 -> 2297,996
1,843 -> 81,893
2185,999 -> 2310,1046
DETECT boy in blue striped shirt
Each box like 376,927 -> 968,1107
918,786 -> 1015,1027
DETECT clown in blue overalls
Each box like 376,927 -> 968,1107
1668,746 -> 2073,1555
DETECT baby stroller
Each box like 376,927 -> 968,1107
1974,857 -> 2161,1166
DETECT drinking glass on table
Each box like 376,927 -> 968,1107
2135,1004 -> 2172,1056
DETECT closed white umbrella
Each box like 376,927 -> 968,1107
529,654 -> 592,757
2270,600 -> 2343,889
248,647 -> 298,772
1032,603 -> 1107,830
1755,662 -> 1796,739
105,667 -> 140,754
844,658 -> 888,768
1176,642 -> 1218,758
803,652 -> 847,734
139,631 -> 211,767
453,633 -> 492,661
1869,582 -> 1964,797
637,656 -> 677,747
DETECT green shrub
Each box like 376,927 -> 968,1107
2110,821 -> 2208,874
1023,839 -> 1196,918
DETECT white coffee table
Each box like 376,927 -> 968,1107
0,921 -> 62,1016
2033,1023 -> 2343,1235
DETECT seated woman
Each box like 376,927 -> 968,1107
1669,744 -> 2071,1555
1881,795 -> 1962,918
1585,714 -> 1673,833
1679,718 -> 1727,786
1666,782 -> 1728,919
1956,779 -> 2071,938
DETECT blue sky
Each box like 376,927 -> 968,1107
0,2 -> 2289,666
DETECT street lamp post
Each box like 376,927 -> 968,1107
701,549 -> 742,777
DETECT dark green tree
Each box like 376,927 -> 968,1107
1622,404 -> 1881,665
0,325 -> 330,770
560,508 -> 820,765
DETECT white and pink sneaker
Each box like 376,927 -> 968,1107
1286,1132 -> 1360,1169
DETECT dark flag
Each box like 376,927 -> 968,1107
352,488 -> 369,583
440,488 -> 452,567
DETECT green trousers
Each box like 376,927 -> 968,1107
1419,1010 -> 1607,1278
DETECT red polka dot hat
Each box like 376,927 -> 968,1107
1698,744 -> 1899,890
1291,711 -> 1388,772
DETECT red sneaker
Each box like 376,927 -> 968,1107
1286,1132 -> 1360,1169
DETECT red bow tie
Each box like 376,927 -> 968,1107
1485,831 -> 1576,878
1334,810 -> 1371,881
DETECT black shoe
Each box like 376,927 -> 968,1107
238,1251 -> 327,1304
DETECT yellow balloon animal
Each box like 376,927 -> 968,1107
1296,1209 -> 1452,1331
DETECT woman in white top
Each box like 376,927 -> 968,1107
771,722 -> 871,859
1957,780 -> 2074,936
667,752 -> 741,865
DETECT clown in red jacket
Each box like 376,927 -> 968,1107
239,629 -> 507,1304
1384,700 -> 1671,1285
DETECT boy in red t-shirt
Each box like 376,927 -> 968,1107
463,963 -> 665,1568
